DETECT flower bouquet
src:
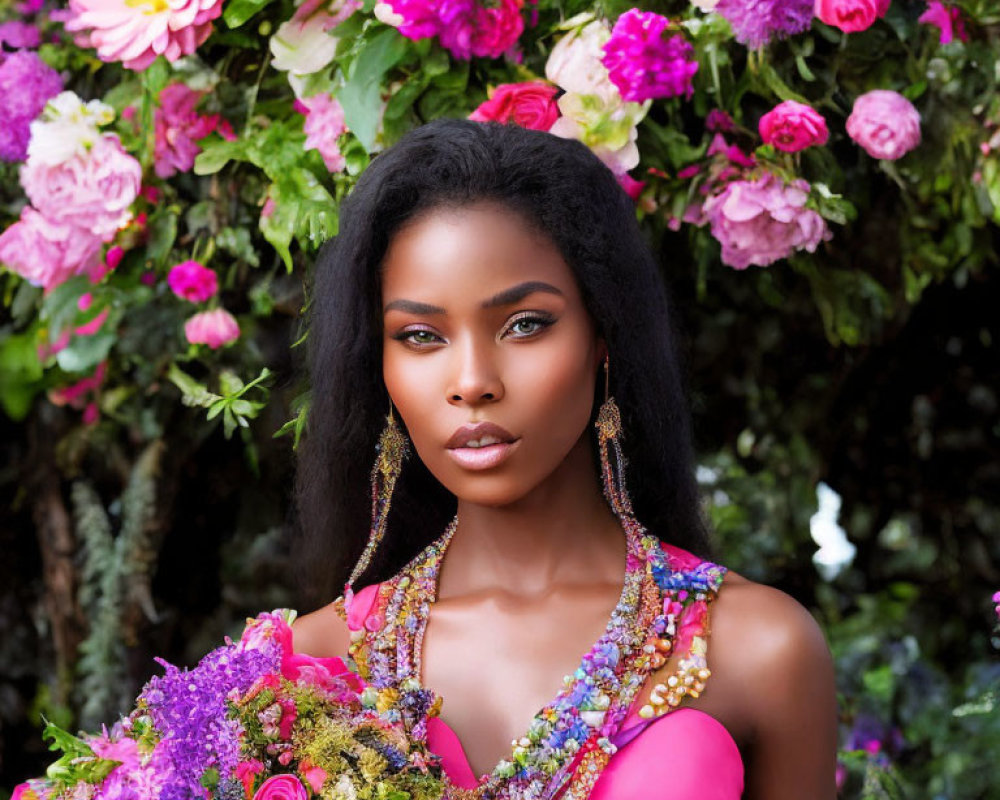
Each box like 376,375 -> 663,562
15,611 -> 446,800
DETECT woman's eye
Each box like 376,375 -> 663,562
395,329 -> 439,346
505,315 -> 553,338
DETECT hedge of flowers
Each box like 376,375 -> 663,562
1,0 -> 999,793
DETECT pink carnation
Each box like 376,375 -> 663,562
384,0 -> 524,60
184,308 -> 240,349
155,83 -> 234,178
297,94 -> 348,172
815,0 -> 890,34
759,100 -> 829,152
918,1 -> 967,45
601,9 -> 698,103
469,81 -> 559,131
0,206 -> 102,289
846,89 -> 921,160
703,172 -> 831,269
64,0 -> 224,71
167,259 -> 218,302
20,133 -> 142,241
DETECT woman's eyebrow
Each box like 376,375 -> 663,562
383,281 -> 564,315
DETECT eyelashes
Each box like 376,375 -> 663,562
390,311 -> 557,347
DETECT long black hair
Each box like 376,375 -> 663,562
294,118 -> 712,608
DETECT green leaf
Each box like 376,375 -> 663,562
167,364 -> 221,408
55,330 -> 115,373
339,28 -> 409,150
259,171 -> 338,270
223,0 -> 276,29
219,370 -> 245,396
0,332 -> 44,420
194,138 -> 248,175
145,208 -> 180,268
217,227 -> 261,267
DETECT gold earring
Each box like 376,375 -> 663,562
595,356 -> 634,520
347,403 -> 410,590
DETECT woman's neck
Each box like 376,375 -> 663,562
438,436 -> 626,599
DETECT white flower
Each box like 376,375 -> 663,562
548,91 -> 649,174
27,91 -> 115,166
544,20 -> 616,102
690,0 -> 720,11
270,0 -> 361,76
373,1 -> 404,27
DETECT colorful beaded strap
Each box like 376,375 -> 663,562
336,517 -> 727,800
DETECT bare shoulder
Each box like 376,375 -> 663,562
291,601 -> 351,658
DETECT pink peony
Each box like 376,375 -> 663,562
601,9 -> 698,103
252,774 -> 309,800
383,0 -> 524,60
154,83 -> 234,179
184,308 -> 240,349
64,0 -> 224,70
918,1 -> 966,45
468,81 -> 559,131
20,133 -> 141,241
297,94 -> 348,172
167,259 -> 218,302
815,0 -> 890,34
846,89 -> 921,160
758,100 -> 829,152
702,172 -> 831,269
0,206 -> 102,289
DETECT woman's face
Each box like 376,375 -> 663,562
381,202 -> 605,508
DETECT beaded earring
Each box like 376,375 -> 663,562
595,355 -> 634,520
346,403 -> 410,589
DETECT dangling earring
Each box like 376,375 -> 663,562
346,403 -> 410,590
595,355 -> 634,520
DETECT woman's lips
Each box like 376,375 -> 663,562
446,438 -> 521,470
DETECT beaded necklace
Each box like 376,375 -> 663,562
340,516 -> 727,800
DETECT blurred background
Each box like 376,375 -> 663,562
1,0 -> 999,796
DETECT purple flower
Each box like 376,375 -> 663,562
714,0 -> 815,49
601,9 -> 697,103
702,172 -> 831,269
137,642 -> 279,795
381,0 -> 524,60
0,50 -> 63,162
0,21 -> 41,49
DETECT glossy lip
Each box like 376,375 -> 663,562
445,422 -> 520,471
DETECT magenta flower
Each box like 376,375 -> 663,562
0,50 -> 63,163
297,94 -> 348,172
815,0 -> 890,34
381,0 -> 524,60
184,308 -> 240,349
703,172 -> 831,269
168,260 -> 218,302
154,83 -> 233,178
252,775 -> 309,800
715,0 -> 815,49
918,1 -> 967,45
64,0 -> 224,71
0,206 -> 102,290
468,81 -> 559,131
20,133 -> 142,241
846,90 -> 921,160
0,21 -> 41,49
601,9 -> 697,103
706,109 -> 736,133
759,100 -> 829,152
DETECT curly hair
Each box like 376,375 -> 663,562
294,118 -> 712,608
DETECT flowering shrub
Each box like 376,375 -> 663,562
1,0 -> 999,792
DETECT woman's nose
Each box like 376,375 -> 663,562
446,336 -> 504,405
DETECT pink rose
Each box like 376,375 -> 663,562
469,82 -> 559,131
167,259 -> 218,302
846,89 -> 921,160
815,0 -> 890,33
252,774 -> 309,800
20,133 -> 142,242
758,100 -> 829,152
917,1 -> 967,45
184,308 -> 240,349
0,206 -> 102,290
702,172 -> 831,269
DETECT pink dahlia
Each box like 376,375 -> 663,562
383,0 -> 524,60
167,259 -> 218,302
64,0 -> 224,71
846,89 -> 920,160
468,81 -> 559,131
155,83 -> 233,178
297,93 -> 348,172
703,172 -> 831,269
602,9 -> 698,103
20,132 -> 142,241
759,100 -> 829,152
184,308 -> 240,349
0,206 -> 103,290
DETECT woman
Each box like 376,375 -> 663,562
292,119 -> 838,799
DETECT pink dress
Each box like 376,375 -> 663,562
346,550 -> 746,799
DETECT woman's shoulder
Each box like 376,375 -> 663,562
292,597 -> 353,658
